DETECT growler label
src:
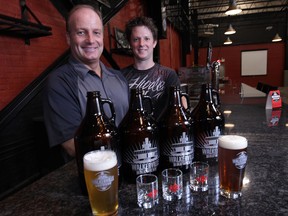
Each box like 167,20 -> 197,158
124,137 -> 159,175
196,126 -> 221,159
92,171 -> 114,191
233,151 -> 248,169
163,132 -> 194,167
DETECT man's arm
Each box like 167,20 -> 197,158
61,138 -> 75,157
43,67 -> 81,158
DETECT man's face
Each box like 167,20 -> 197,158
66,7 -> 104,66
129,26 -> 157,62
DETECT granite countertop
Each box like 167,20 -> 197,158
0,102 -> 287,216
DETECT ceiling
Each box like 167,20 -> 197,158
49,0 -> 287,46
48,0 -> 287,47
188,0 -> 287,20
166,0 -> 288,29
165,0 -> 288,46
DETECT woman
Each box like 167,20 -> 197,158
122,16 -> 182,120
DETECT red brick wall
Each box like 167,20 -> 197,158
102,0 -> 182,71
101,0 -> 146,68
1,0 -> 285,110
0,0 -> 68,110
0,0 -> 191,110
159,22 -> 181,71
186,42 -> 285,88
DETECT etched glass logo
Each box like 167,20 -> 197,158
202,126 -> 221,158
232,151 -> 248,169
92,171 -> 114,191
130,137 -> 159,174
168,132 -> 194,166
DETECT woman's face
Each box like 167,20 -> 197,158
129,26 -> 157,62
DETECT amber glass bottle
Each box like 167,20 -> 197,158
191,84 -> 225,164
119,88 -> 160,183
158,86 -> 194,173
74,91 -> 120,194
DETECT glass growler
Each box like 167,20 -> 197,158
158,86 -> 194,173
74,91 -> 120,194
119,88 -> 160,183
191,84 -> 225,164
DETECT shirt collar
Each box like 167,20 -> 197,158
68,56 -> 117,80
68,56 -> 89,80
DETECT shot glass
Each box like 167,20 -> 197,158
162,168 -> 183,201
136,174 -> 159,209
190,162 -> 209,192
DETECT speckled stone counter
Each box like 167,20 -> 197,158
0,101 -> 287,216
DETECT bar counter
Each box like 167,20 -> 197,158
1,97 -> 288,215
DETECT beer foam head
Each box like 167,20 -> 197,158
83,150 -> 117,171
218,135 -> 247,150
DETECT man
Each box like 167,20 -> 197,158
122,17 -> 183,120
43,4 -> 129,160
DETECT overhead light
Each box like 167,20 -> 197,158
225,0 -> 242,16
224,37 -> 232,45
225,24 -> 236,35
272,33 -> 282,42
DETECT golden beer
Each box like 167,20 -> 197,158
218,135 -> 248,199
84,150 -> 118,216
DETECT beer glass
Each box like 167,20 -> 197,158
218,135 -> 248,199
83,150 -> 118,215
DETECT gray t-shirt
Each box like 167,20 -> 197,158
121,63 -> 180,119
43,57 -> 129,148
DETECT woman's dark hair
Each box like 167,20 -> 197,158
125,16 -> 158,42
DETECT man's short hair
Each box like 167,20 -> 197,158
66,4 -> 103,32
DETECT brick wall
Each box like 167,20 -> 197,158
0,0 -> 68,110
103,0 -> 182,71
159,23 -> 181,71
1,0 -> 284,110
0,0 -> 183,110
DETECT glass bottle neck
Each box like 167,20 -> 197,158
200,85 -> 214,104
169,86 -> 182,107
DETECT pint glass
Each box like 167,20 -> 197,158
83,150 -> 118,215
218,135 -> 248,199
